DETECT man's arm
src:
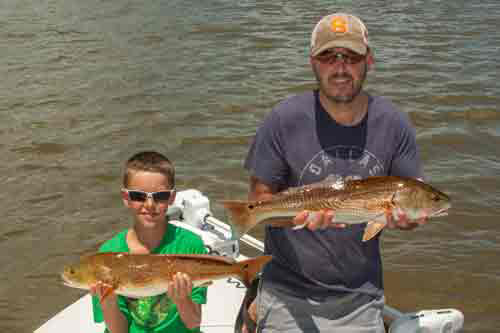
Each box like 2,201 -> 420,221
242,177 -> 272,333
248,176 -> 341,231
243,176 -> 341,333
248,175 -> 275,201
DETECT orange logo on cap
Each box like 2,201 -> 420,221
330,17 -> 348,33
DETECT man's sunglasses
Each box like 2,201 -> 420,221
314,49 -> 366,65
122,189 -> 175,203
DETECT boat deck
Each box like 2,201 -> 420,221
35,277 -> 247,333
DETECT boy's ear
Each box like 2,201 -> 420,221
168,190 -> 176,205
121,190 -> 130,207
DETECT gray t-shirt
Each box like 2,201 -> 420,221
244,90 -> 422,302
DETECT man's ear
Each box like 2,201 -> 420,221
366,50 -> 375,70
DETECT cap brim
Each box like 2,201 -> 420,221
311,39 -> 367,56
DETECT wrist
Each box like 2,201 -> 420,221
174,296 -> 193,306
100,295 -> 119,311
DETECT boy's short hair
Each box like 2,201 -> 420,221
123,151 -> 175,188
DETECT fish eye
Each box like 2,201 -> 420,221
431,194 -> 441,202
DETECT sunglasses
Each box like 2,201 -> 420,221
314,50 -> 366,65
122,188 -> 175,203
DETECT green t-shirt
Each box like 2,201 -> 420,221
92,222 -> 208,333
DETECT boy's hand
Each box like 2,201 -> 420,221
90,281 -> 118,307
292,210 -> 346,231
167,272 -> 193,304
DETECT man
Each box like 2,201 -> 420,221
243,13 -> 426,332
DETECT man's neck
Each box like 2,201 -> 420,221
319,91 -> 369,126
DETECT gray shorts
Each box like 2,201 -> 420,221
256,279 -> 385,333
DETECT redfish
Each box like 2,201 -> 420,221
221,176 -> 451,241
62,253 -> 271,298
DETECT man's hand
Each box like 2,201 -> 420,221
249,177 -> 345,232
292,210 -> 346,231
242,299 -> 257,333
386,210 -> 427,230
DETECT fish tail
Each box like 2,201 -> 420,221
237,255 -> 272,288
220,200 -> 258,239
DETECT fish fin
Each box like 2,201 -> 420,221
99,284 -> 117,303
313,175 -> 346,190
237,255 -> 272,288
172,253 -> 236,264
220,200 -> 257,239
291,211 -> 319,230
292,223 -> 307,230
199,281 -> 213,287
279,175 -> 345,196
362,215 -> 387,241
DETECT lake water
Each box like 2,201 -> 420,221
0,1 -> 499,332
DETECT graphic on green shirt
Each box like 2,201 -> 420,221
128,294 -> 176,328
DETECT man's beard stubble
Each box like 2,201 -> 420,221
313,63 -> 368,104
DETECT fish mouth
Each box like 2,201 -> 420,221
61,273 -> 78,288
61,276 -> 87,290
63,281 -> 75,287
61,274 -> 73,287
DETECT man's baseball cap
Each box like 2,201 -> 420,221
310,13 -> 369,56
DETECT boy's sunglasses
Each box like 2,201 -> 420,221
122,188 -> 175,203
314,49 -> 366,65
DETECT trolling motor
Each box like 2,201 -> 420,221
167,189 -> 241,258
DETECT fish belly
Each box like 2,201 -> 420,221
116,283 -> 169,298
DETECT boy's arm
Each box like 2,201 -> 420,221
167,272 -> 202,329
91,283 -> 129,333
175,298 -> 202,329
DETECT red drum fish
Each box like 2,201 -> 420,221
62,252 -> 271,299
221,176 -> 451,241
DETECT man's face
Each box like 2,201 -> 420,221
310,47 -> 372,104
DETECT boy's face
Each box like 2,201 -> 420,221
122,171 -> 175,229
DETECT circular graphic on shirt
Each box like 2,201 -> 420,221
127,294 -> 175,328
298,145 -> 384,185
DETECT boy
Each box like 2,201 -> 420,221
91,151 -> 207,333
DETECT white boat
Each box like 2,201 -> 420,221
35,189 -> 464,333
